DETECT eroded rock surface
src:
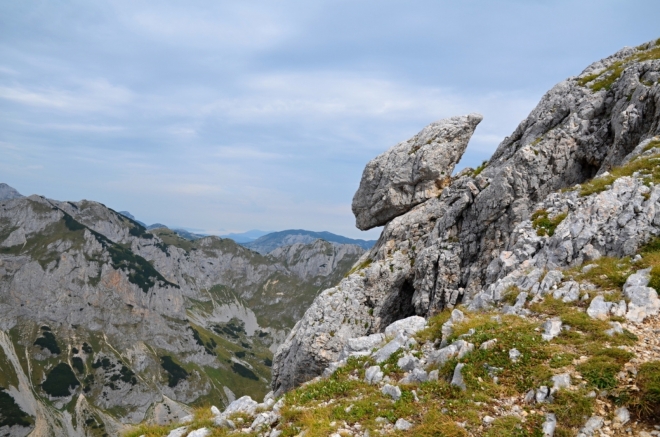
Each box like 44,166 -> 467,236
273,39 -> 660,394
352,113 -> 483,230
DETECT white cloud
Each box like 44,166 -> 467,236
0,79 -> 132,112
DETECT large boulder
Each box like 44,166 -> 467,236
352,113 -> 483,230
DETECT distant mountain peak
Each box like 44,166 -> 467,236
242,229 -> 376,254
0,183 -> 24,200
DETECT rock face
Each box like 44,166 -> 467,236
0,196 -> 363,436
272,39 -> 660,394
0,183 -> 23,200
351,113 -> 483,230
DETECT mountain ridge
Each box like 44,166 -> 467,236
0,193 -> 365,436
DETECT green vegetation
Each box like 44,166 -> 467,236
151,228 -> 195,252
630,361 -> 660,420
642,139 -> 660,152
34,331 -> 61,355
82,342 -> 93,354
87,228 -> 178,292
124,405 -> 242,437
212,318 -> 246,339
473,160 -> 489,177
572,257 -> 633,291
160,356 -> 188,388
531,209 -> 567,237
231,362 -> 259,381
576,347 -> 633,389
577,41 -> 660,91
547,389 -> 594,430
71,356 -> 84,374
0,387 -> 33,428
345,257 -> 372,277
578,152 -> 660,197
41,363 -> 80,397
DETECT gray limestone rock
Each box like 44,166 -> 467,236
221,396 -> 259,418
365,366 -> 384,385
166,427 -> 189,437
381,384 -> 401,401
587,296 -> 612,320
623,270 -> 660,322
535,386 -> 551,404
578,416 -> 604,437
397,353 -> 421,372
479,339 -> 498,350
542,413 -> 557,437
372,334 -> 407,363
551,374 -> 571,390
605,321 -> 624,336
339,333 -> 386,360
614,407 -> 630,425
450,363 -> 466,391
352,114 -> 483,230
427,344 -> 459,366
394,418 -> 413,431
509,348 -> 521,363
399,368 -> 428,384
542,319 -> 563,341
272,39 -> 660,395
384,316 -> 427,338
250,411 -> 279,431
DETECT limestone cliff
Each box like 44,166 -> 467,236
272,38 -> 660,395
0,195 -> 363,436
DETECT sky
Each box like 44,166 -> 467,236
1,1 -> 659,239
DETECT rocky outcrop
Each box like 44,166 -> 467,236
273,39 -> 660,394
351,113 -> 483,230
0,183 -> 23,201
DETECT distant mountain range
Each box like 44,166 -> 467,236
115,211 -> 376,253
243,229 -> 377,254
220,229 -> 271,243
0,186 -> 366,435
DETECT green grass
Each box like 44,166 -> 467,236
473,160 -> 489,177
571,257 -> 633,291
576,347 -> 633,390
630,361 -> 660,420
642,139 -> 660,153
484,415 -> 544,437
531,209 -> 567,237
345,257 -> 372,277
578,152 -> 660,197
576,41 -> 660,91
547,389 -> 595,430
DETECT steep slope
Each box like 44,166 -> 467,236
272,38 -> 660,394
243,230 -> 376,254
0,183 -> 23,201
0,196 -> 363,436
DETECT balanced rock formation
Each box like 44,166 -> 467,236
352,113 -> 483,230
272,39 -> 660,395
